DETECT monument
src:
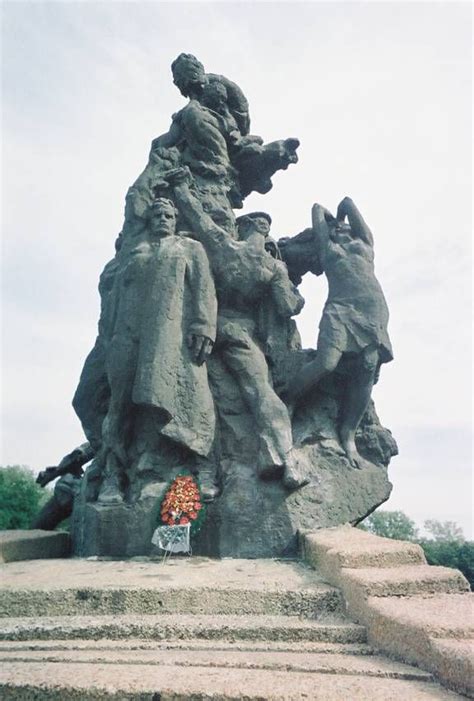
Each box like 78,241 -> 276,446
68,54 -> 397,558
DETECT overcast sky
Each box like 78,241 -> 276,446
2,1 -> 472,536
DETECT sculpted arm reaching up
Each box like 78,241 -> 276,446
336,196 -> 374,247
167,166 -> 231,251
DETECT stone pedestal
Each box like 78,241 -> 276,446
194,449 -> 392,558
72,450 -> 392,559
72,357 -> 396,558
72,497 -> 159,558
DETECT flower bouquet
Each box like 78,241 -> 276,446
152,473 -> 206,554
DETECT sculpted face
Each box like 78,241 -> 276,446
332,222 -> 353,245
251,216 -> 271,237
150,201 -> 177,238
212,208 -> 235,233
238,215 -> 271,241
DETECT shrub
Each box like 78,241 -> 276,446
0,465 -> 50,529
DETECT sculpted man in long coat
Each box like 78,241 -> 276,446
74,197 -> 217,504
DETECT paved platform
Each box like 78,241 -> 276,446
0,557 -> 341,617
0,556 -> 331,591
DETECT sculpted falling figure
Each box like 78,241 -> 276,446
283,197 -> 393,468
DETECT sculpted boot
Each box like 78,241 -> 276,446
97,453 -> 124,504
195,468 -> 220,502
282,450 -> 309,491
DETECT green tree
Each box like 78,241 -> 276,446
360,509 -> 473,590
419,519 -> 472,588
0,466 -> 50,529
360,510 -> 419,541
424,519 -> 465,543
419,539 -> 474,589
457,542 -> 474,588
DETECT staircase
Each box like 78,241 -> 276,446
0,554 -> 466,699
303,526 -> 473,699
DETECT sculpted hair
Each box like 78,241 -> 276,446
151,197 -> 178,216
171,53 -> 205,82
236,212 -> 272,230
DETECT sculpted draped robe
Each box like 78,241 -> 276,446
74,234 -> 217,461
130,235 -> 217,456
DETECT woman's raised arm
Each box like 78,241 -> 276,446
336,197 -> 374,247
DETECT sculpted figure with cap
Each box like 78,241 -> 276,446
168,166 -> 306,489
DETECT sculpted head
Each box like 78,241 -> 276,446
237,212 -> 272,241
149,198 -> 178,238
323,211 -> 353,245
333,223 -> 353,244
313,208 -> 352,246
171,53 -> 206,97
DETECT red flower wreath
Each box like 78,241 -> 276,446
159,474 -> 205,535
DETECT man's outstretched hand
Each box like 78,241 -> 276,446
187,334 -> 214,366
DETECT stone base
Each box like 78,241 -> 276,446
0,530 -> 70,563
194,446 -> 392,558
0,552 -> 461,699
72,449 -> 391,558
72,496 -> 161,558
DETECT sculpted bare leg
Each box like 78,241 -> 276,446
286,346 -> 343,404
339,347 -> 379,469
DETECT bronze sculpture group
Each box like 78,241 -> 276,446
66,54 -> 396,557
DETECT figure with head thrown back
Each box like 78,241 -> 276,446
171,53 -> 251,137
285,197 -> 393,468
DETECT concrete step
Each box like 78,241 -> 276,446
0,645 -> 435,680
0,660 -> 464,700
0,557 -> 343,617
430,638 -> 474,698
302,528 -> 473,698
0,613 -> 367,644
303,525 -> 426,574
342,565 -> 470,598
368,592 -> 474,640
0,638 -> 376,655
366,593 -> 474,697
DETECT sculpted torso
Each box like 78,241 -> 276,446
323,236 -> 388,317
